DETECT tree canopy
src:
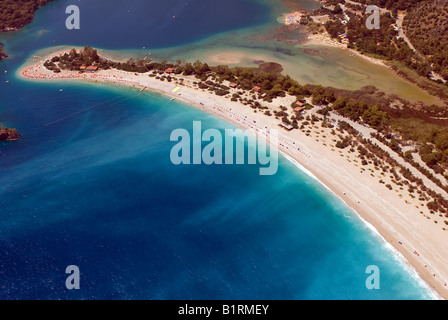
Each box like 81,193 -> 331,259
0,0 -> 55,31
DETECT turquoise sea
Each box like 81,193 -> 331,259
0,0 -> 437,299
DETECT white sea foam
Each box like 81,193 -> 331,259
280,151 -> 442,300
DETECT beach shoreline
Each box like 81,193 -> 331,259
18,51 -> 448,300
303,35 -> 391,68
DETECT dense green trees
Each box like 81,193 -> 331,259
403,1 -> 448,80
0,0 -> 54,31
353,0 -> 427,12
311,85 -> 335,105
0,0 -> 55,61
48,46 -> 100,71
341,0 -> 447,80
47,46 -> 169,73
362,104 -> 389,129
325,20 -> 344,38
316,0 -> 445,79
345,13 -> 428,73
331,97 -> 389,129
391,118 -> 448,168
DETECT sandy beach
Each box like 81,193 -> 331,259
19,52 -> 448,299
304,35 -> 391,68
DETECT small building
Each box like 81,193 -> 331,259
165,68 -> 175,74
294,107 -> 303,113
85,66 -> 98,73
229,83 -> 238,89
279,123 -> 294,131
252,86 -> 261,92
295,101 -> 304,107
260,93 -> 267,98
80,64 -> 86,70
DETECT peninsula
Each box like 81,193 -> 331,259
21,46 -> 448,298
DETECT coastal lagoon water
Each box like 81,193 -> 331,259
0,0 -> 437,299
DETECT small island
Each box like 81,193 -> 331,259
0,125 -> 21,141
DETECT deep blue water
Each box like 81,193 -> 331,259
3,0 -> 270,52
0,0 -> 435,299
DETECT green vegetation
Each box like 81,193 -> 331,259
0,0 -> 55,61
347,14 -> 428,74
313,0 -> 448,86
391,118 -> 448,168
403,0 -> 448,80
332,97 -> 389,129
0,0 -> 55,31
324,20 -> 344,39
341,121 -> 448,213
321,8 -> 430,77
311,85 -> 335,105
353,0 -> 427,13
305,1 -> 448,178
45,47 -> 162,73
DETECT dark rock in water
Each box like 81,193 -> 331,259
303,48 -> 320,56
0,44 -> 8,61
0,127 -> 21,141
258,62 -> 283,74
